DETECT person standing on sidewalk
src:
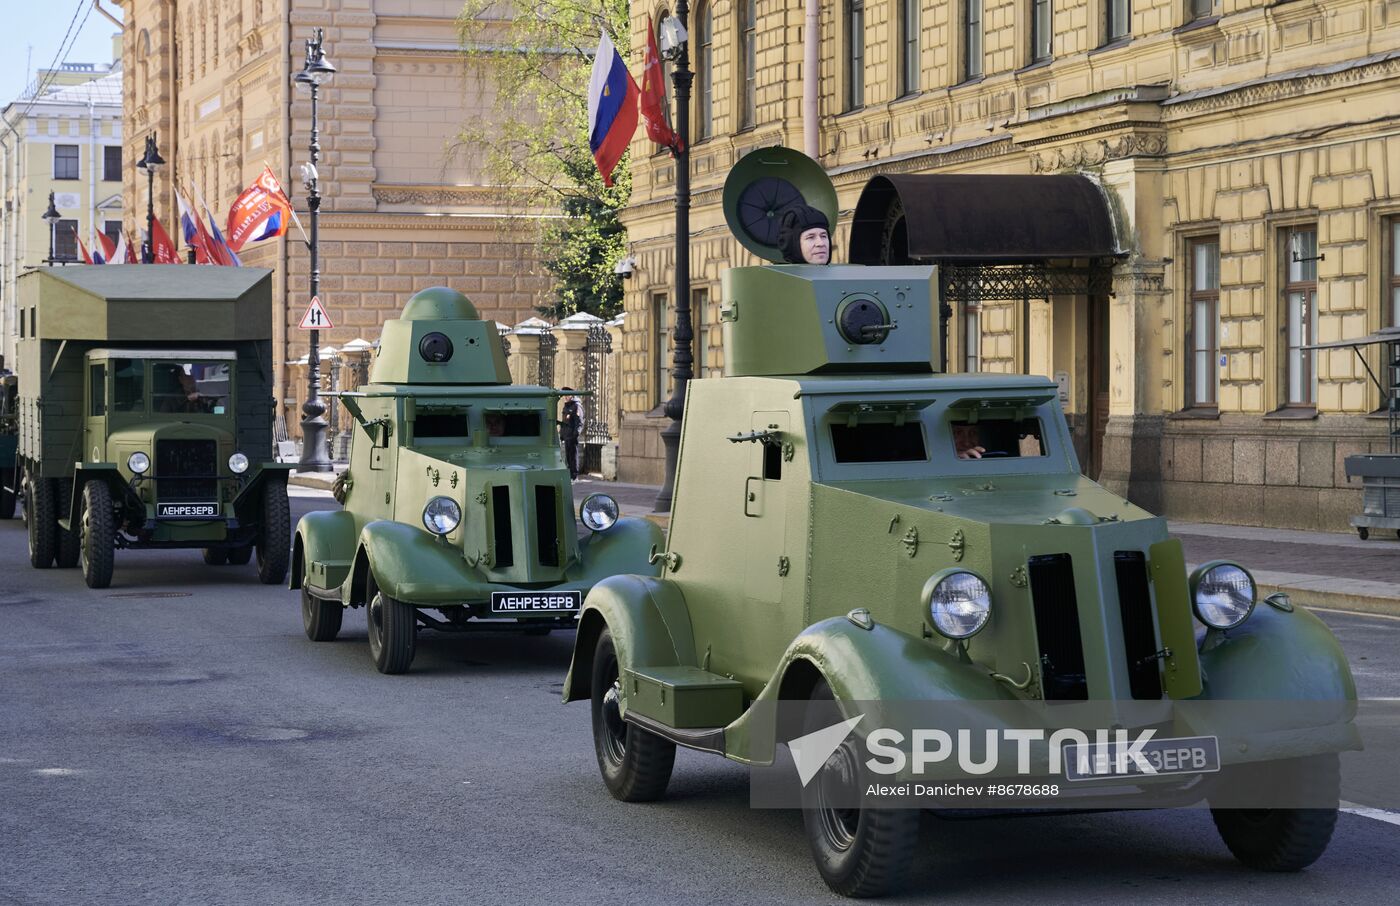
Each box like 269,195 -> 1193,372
559,398 -> 582,480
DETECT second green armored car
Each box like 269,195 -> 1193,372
292,288 -> 663,674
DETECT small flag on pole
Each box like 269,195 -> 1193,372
640,16 -> 681,154
227,166 -> 294,251
74,228 -> 93,264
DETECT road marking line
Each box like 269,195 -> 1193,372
1311,606 -> 1400,622
1341,802 -> 1400,827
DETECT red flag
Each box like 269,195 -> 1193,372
640,17 -> 681,154
151,215 -> 180,264
73,228 -> 93,264
586,31 -> 640,187
226,166 -> 293,251
124,231 -> 139,263
95,230 -> 117,265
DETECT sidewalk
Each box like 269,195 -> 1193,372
292,470 -> 1400,616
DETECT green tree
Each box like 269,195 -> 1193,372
457,0 -> 633,320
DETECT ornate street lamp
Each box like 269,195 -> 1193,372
292,27 -> 337,473
135,133 -> 165,263
41,191 -> 62,265
654,5 -> 694,512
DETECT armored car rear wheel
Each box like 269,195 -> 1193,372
1210,754 -> 1340,871
800,681 -> 918,898
590,628 -> 675,802
256,481 -> 290,585
25,475 -> 57,569
79,481 -> 115,590
366,580 -> 416,674
202,548 -> 229,565
226,546 -> 253,565
302,585 -> 344,642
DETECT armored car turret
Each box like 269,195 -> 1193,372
563,149 -> 1357,897
291,287 -> 662,674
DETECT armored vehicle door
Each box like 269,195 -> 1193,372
743,411 -> 789,602
84,358 -> 108,464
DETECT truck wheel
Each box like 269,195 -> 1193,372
1357,527 -> 1369,541
226,546 -> 253,566
302,585 -> 343,642
202,548 -> 229,565
25,476 -> 57,569
1211,754 -> 1339,871
79,481 -> 115,589
0,467 -> 15,519
590,628 -> 675,802
55,480 -> 79,568
800,680 -> 918,898
366,579 -> 416,674
256,481 -> 290,585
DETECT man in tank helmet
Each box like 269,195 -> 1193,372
778,203 -> 831,265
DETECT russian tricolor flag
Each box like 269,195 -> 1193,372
586,31 -> 639,187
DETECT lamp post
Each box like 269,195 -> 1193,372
135,133 -> 165,263
293,27 -> 336,473
41,192 -> 62,265
654,6 -> 693,512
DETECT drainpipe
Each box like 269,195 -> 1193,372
90,94 -> 98,253
803,0 -> 819,158
1,138 -> 9,355
92,1 -> 123,30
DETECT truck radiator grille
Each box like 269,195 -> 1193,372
535,486 -> 560,567
155,439 -> 217,501
1027,553 -> 1088,700
1114,551 -> 1164,700
491,486 -> 514,568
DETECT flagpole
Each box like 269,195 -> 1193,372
654,5 -> 693,513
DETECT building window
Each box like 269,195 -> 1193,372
846,0 -> 865,110
1188,0 -> 1213,21
901,0 -> 920,96
740,0 -> 757,126
964,303 -> 981,373
1106,0 -> 1131,42
696,3 -> 712,139
103,145 -> 122,182
53,219 -> 79,261
54,145 -> 79,180
1283,227 -> 1319,407
1031,0 -> 1053,64
103,220 -> 123,247
964,0 -> 984,81
1389,218 -> 1400,328
653,292 -> 671,406
1188,238 -> 1220,407
691,288 -> 709,378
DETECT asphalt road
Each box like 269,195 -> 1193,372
2,488 -> 1398,905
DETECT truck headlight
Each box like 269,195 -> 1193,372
422,496 -> 461,536
127,451 -> 150,474
1191,562 -> 1256,630
228,452 -> 249,474
579,493 -> 619,533
922,569 -> 992,639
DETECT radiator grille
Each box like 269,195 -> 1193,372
535,485 -> 560,567
1114,551 -> 1163,700
155,439 -> 217,501
491,486 -> 514,568
1027,553 -> 1088,700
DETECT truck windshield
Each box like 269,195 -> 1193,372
150,361 -> 231,415
952,418 -> 1046,461
112,359 -> 145,412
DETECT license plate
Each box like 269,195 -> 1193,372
1063,735 -> 1221,782
156,502 -> 220,519
489,590 -> 581,614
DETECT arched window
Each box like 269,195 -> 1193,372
695,3 -> 712,139
739,0 -> 756,127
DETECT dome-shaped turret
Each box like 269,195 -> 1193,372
400,286 -> 480,322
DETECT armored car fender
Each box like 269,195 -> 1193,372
291,506 -> 359,592
347,519 -> 478,604
1195,602 -> 1356,703
563,573 -> 697,705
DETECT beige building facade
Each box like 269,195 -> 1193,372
118,0 -> 549,433
618,0 -> 1400,531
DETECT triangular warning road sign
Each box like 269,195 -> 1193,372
298,296 -> 334,330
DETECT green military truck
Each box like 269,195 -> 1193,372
292,287 -> 663,674
562,151 -> 1357,897
12,266 -> 291,589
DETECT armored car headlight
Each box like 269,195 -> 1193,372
922,569 -> 992,640
228,452 -> 250,474
422,496 -> 462,536
127,451 -> 150,475
579,493 -> 619,533
1191,562 -> 1256,630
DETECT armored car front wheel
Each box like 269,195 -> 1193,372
800,681 -> 918,898
590,628 -> 675,802
1210,754 -> 1340,872
366,581 -> 416,674
302,585 -> 344,642
79,481 -> 115,589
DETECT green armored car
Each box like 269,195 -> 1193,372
292,287 -> 663,674
10,267 -> 290,589
563,151 -> 1357,897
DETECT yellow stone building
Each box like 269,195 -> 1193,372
117,0 -> 549,430
618,0 -> 1400,531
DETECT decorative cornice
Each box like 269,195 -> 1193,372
1163,49 -> 1400,117
1031,131 -> 1168,174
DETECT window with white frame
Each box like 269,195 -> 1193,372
654,292 -> 671,406
901,0 -> 920,96
1031,0 -> 1053,64
1283,227 -> 1319,406
1188,238 -> 1220,407
846,0 -> 865,110
1106,0 -> 1131,43
965,0 -> 984,80
1389,218 -> 1400,328
964,303 -> 981,373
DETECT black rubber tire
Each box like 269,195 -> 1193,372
79,481 -> 116,589
226,546 -> 253,565
1211,755 -> 1340,872
366,576 -> 416,674
590,628 -> 675,802
55,480 -> 79,568
0,466 -> 16,519
302,584 -> 344,642
25,475 -> 57,569
1357,527 -> 1369,540
202,548 -> 229,565
800,681 -> 918,898
256,480 -> 290,585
